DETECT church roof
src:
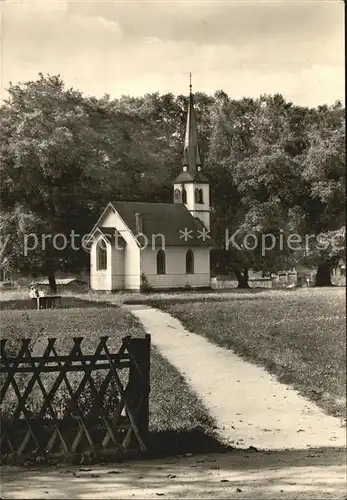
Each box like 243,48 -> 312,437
110,201 -> 214,247
174,170 -> 209,184
174,75 -> 208,184
182,86 -> 201,172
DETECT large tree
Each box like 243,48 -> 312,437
207,93 -> 302,286
299,102 -> 346,285
0,75 -> 144,290
227,96 -> 345,286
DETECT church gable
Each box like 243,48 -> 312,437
89,203 -> 133,244
98,227 -> 126,247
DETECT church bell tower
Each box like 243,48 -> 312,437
173,74 -> 210,230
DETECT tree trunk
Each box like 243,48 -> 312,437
234,268 -> 250,289
315,261 -> 333,287
48,270 -> 57,294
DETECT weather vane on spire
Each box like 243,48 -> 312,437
189,72 -> 192,93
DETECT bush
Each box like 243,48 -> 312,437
140,273 -> 153,294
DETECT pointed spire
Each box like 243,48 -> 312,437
182,73 -> 202,174
173,74 -> 208,184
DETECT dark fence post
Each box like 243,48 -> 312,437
126,334 -> 151,448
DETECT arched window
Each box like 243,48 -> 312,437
96,239 -> 107,270
181,188 -> 187,204
174,189 -> 182,203
194,188 -> 200,204
157,249 -> 166,275
186,249 -> 194,274
198,188 -> 204,204
194,188 -> 204,204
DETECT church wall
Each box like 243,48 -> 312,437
124,245 -> 141,290
111,245 -> 125,289
141,246 -> 211,289
90,233 -> 112,291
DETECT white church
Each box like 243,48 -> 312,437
88,83 -> 214,291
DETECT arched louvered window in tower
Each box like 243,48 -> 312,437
198,188 -> 204,203
174,189 -> 182,203
194,188 -> 200,204
194,187 -> 204,204
182,188 -> 187,204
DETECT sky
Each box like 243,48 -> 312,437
0,0 -> 345,107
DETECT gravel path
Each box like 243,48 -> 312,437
1,448 -> 346,499
127,305 -> 346,451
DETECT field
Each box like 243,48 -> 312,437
0,286 -> 277,307
0,300 -> 220,457
153,287 -> 346,420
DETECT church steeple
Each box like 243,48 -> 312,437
174,74 -> 208,184
173,74 -> 210,230
182,73 -> 202,174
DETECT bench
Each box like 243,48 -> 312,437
32,295 -> 62,310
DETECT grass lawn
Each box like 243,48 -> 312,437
0,300 -> 221,458
153,287 -> 346,420
0,287 -> 270,307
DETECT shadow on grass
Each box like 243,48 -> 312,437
148,428 -> 229,458
0,297 -> 119,311
0,430 -> 227,469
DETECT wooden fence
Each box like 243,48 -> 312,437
0,335 -> 150,463
211,278 -> 273,289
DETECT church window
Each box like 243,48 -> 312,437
157,249 -> 166,275
194,188 -> 199,204
96,239 -> 107,270
186,249 -> 194,274
195,188 -> 204,204
182,188 -> 187,204
174,189 -> 182,203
